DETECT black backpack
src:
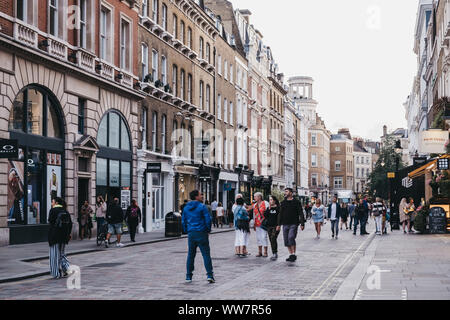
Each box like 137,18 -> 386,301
55,210 -> 72,239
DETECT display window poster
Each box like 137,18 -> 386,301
47,164 -> 62,220
121,189 -> 131,210
7,157 -> 25,225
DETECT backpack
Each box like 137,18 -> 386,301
56,210 -> 72,240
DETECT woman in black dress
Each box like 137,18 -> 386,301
340,202 -> 349,230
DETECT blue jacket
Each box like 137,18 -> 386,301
327,203 -> 342,220
182,201 -> 212,233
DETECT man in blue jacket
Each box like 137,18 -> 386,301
327,196 -> 342,239
182,190 -> 214,284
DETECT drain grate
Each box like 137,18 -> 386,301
212,257 -> 229,261
86,263 -> 125,268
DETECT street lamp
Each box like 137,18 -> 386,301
394,140 -> 403,172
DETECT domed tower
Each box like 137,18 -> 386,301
287,76 -> 318,127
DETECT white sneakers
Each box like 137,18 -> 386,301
116,243 -> 125,248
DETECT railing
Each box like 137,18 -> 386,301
121,71 -> 133,88
100,61 -> 115,80
77,49 -> 96,72
13,21 -> 38,48
48,38 -> 68,60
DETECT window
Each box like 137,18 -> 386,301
152,50 -> 158,82
199,81 -> 204,109
180,21 -> 185,43
217,94 -> 222,120
172,14 -> 177,38
161,56 -> 167,84
224,98 -> 228,123
152,112 -> 157,152
334,177 -> 343,189
357,168 -> 360,178
100,6 -> 112,62
229,64 -> 233,83
206,43 -> 211,64
142,108 -> 147,146
141,43 -> 148,80
152,0 -> 158,23
188,74 -> 193,103
78,98 -> 86,134
361,168 -> 364,178
120,19 -> 131,71
335,146 -> 341,152
229,101 -> 233,126
199,37 -> 204,59
17,0 -> 36,25
187,27 -> 192,48
311,174 -> 318,187
79,0 -> 87,48
172,65 -> 178,97
161,115 -> 166,154
180,69 -> 185,100
97,111 -> 131,151
162,4 -> 167,30
206,85 -> 210,113
311,154 -> 317,167
49,0 -> 58,36
142,0 -> 149,17
311,134 -> 317,146
224,60 -> 228,80
356,156 -> 360,164
335,161 -> 341,171
217,55 -> 222,75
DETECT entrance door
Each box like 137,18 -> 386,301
148,172 -> 165,231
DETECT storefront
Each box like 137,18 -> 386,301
236,168 -> 254,205
218,171 -> 239,210
175,165 -> 198,212
7,85 -> 65,244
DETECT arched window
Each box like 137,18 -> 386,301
97,110 -> 131,151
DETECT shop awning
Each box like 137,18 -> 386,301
408,154 -> 450,179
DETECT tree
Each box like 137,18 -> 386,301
367,136 -> 405,200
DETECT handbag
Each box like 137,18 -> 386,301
373,205 -> 381,217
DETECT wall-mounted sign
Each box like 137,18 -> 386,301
0,139 -> 18,159
419,130 -> 448,154
387,172 -> 396,179
437,158 -> 449,170
147,162 -> 162,173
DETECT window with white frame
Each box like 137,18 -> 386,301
172,65 -> 178,96
152,0 -> 158,23
311,133 -> 317,146
206,43 -> 210,64
217,55 -> 222,75
120,18 -> 131,71
199,37 -> 204,59
237,98 -> 241,125
152,112 -> 157,152
217,94 -> 222,120
172,14 -> 177,38
229,101 -> 233,126
335,161 -> 341,171
237,67 -> 241,87
311,154 -> 317,167
188,74 -> 192,103
206,85 -> 211,113
224,98 -> 228,123
161,115 -> 166,154
187,27 -> 192,48
252,82 -> 257,100
229,139 -> 233,169
180,69 -> 185,100
49,0 -> 58,36
180,21 -> 185,43
152,50 -> 158,82
224,60 -> 228,80
216,133 -> 223,164
162,4 -> 167,30
356,168 -> 360,178
16,0 -> 37,25
230,64 -> 233,83
335,146 -> 341,152
334,177 -> 343,189
49,0 -> 67,39
199,81 -> 204,109
142,0 -> 149,17
100,5 -> 113,62
79,0 -> 87,48
161,56 -> 167,84
141,43 -> 148,80
224,138 -> 228,167
311,174 -> 318,186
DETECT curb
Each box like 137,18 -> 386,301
0,228 -> 234,284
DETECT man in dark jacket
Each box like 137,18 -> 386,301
354,199 -> 370,235
182,190 -> 214,284
276,188 -> 305,262
105,198 -> 125,248
328,196 -> 342,239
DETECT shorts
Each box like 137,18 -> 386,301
108,223 -> 123,235
283,225 -> 298,247
235,230 -> 249,247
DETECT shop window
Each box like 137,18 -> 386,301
109,160 -> 120,187
77,98 -> 86,135
96,158 -> 108,186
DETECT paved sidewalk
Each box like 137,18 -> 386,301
0,226 -> 234,283
334,227 -> 450,300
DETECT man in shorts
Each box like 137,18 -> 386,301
105,198 -> 125,248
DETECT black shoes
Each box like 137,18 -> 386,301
286,255 -> 297,262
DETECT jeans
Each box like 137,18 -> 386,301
360,217 -> 367,234
374,215 -> 382,233
331,219 -> 339,236
267,227 -> 280,254
349,215 -> 354,229
186,232 -> 213,278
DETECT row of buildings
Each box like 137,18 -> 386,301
405,0 -> 450,165
0,0 -> 380,246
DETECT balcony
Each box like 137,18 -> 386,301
97,60 -> 115,80
188,50 -> 198,59
48,37 -> 68,60
161,31 -> 173,42
198,58 -> 208,68
141,15 -> 156,29
172,38 -> 184,49
151,24 -> 165,36
13,21 -> 38,48
206,64 -> 215,73
181,45 -> 190,55
120,71 -> 134,88
77,49 -> 96,72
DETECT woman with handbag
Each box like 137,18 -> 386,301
264,196 -> 281,261
402,198 -> 415,234
234,198 -> 250,258
125,199 -> 142,242
311,199 -> 325,239
251,193 -> 269,258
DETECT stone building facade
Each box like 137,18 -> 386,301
330,129 -> 354,199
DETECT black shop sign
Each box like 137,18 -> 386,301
0,139 -> 18,159
429,207 -> 447,234
147,162 -> 162,173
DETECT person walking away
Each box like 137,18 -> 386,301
234,197 -> 250,258
79,200 -> 93,240
227,201 -> 234,228
340,202 -> 349,230
372,197 -> 386,235
95,196 -> 107,233
354,199 -> 369,235
233,194 -> 249,256
182,190 -> 214,283
264,196 -> 281,261
311,199 -> 325,239
251,193 -> 269,258
348,201 -> 356,230
125,199 -> 142,242
399,198 -> 410,234
327,197 -> 342,239
48,197 -> 73,279
277,188 -> 305,262
105,198 -> 125,248
216,203 -> 225,228
382,200 -> 388,234
211,199 -> 219,229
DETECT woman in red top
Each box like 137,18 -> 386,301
251,192 -> 269,258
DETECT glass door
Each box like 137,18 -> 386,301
151,173 -> 165,230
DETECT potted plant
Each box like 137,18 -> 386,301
155,80 -> 164,88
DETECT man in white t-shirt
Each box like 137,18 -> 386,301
211,199 -> 219,228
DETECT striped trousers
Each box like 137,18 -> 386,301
49,243 -> 70,279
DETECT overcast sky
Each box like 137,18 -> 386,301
228,0 -> 418,141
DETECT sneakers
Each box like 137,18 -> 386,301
105,242 -> 109,248
286,255 -> 296,262
185,277 -> 192,283
116,243 -> 125,248
207,276 -> 216,284
332,234 -> 335,238
335,235 -> 338,240
270,254 -> 278,261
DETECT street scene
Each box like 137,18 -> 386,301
0,0 -> 449,305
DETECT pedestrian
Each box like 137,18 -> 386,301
227,201 -> 234,228
233,194 -> 250,256
180,200 -> 188,215
404,198 -> 416,233
354,199 -> 369,235
95,196 -> 107,232
251,192 -> 269,258
311,198 -> 325,239
372,197 -> 386,235
234,197 -> 250,258
216,202 -> 225,228
211,199 -> 219,228
382,200 -> 388,234
348,201 -> 356,229
125,199 -> 142,242
340,202 -> 349,230
182,190 -> 215,283
277,188 -> 305,262
205,200 -> 213,224
79,200 -> 93,240
105,198 -> 125,248
399,198 -> 410,234
48,197 -> 73,279
264,195 -> 281,261
327,196 -> 342,239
